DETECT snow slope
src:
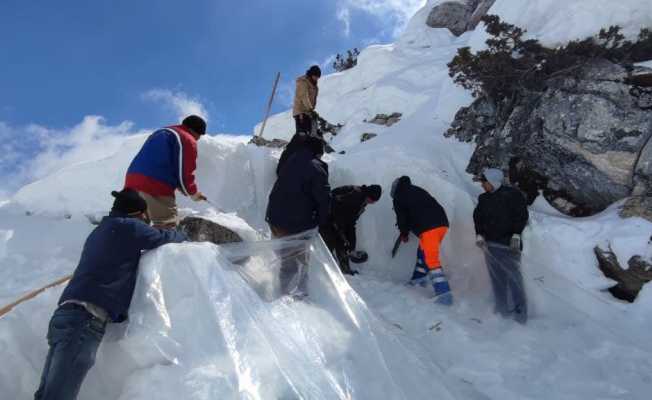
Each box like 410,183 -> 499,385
2,0 -> 652,399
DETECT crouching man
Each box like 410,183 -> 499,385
320,184 -> 381,275
34,189 -> 187,400
391,176 -> 452,305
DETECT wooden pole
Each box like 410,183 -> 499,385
0,275 -> 72,318
257,72 -> 281,138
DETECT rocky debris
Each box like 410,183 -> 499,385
249,136 -> 288,148
314,114 -> 344,137
178,216 -> 243,245
365,112 -> 402,127
626,72 -> 652,110
620,196 -> 652,222
249,113 -> 342,149
446,60 -> 652,217
360,133 -> 378,142
426,0 -> 496,36
594,245 -> 652,302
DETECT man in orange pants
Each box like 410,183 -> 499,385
391,176 -> 452,305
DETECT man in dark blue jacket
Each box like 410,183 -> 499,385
391,176 -> 452,305
266,137 -> 331,295
34,189 -> 187,400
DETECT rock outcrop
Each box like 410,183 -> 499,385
366,113 -> 402,127
360,133 -> 378,142
178,216 -> 243,245
249,136 -> 288,148
426,0 -> 496,36
595,245 -> 652,302
446,60 -> 652,217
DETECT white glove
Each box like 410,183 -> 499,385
475,235 -> 486,248
510,234 -> 521,251
190,192 -> 207,202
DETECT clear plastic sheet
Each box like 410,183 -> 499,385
480,242 -> 527,323
82,230 -> 454,400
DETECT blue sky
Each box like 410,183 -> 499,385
0,0 -> 425,195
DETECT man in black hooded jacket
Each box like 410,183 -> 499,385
266,137 -> 331,295
391,176 -> 452,305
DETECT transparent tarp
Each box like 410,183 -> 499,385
81,231 -> 454,400
480,242 -> 527,323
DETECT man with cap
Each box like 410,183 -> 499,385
293,65 -> 321,136
473,168 -> 529,323
391,176 -> 452,305
320,184 -> 382,275
125,115 -> 208,228
34,189 -> 187,400
276,65 -> 323,176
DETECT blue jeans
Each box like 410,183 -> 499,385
34,305 -> 106,400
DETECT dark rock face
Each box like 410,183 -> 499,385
426,1 -> 469,36
178,216 -> 243,245
426,0 -> 496,36
446,60 -> 652,217
360,133 -> 378,142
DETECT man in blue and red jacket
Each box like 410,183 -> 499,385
125,115 -> 207,228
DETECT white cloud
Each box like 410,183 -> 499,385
0,117 -> 148,196
337,7 -> 352,37
143,89 -> 209,122
337,0 -> 427,37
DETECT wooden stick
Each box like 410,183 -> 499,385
0,275 -> 72,318
257,72 -> 281,138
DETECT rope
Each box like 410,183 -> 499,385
0,275 -> 72,318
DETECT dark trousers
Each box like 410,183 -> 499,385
485,244 -> 527,323
34,305 -> 106,400
294,114 -> 313,135
270,225 -> 309,295
319,224 -> 355,275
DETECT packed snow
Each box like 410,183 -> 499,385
2,0 -> 652,399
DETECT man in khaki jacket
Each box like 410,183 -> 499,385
292,65 -> 321,135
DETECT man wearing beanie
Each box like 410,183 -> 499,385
34,189 -> 187,399
473,167 -> 529,324
320,184 -> 381,275
293,65 -> 321,136
125,115 -> 208,228
275,66 -> 324,176
391,176 -> 452,305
